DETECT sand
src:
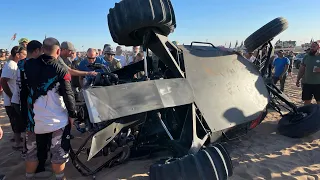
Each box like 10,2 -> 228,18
0,69 -> 319,180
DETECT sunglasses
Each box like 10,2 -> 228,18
87,57 -> 96,60
105,53 -> 115,56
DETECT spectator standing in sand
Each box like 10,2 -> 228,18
104,47 -> 122,72
296,42 -> 320,105
18,38 -> 29,48
286,51 -> 295,76
23,37 -> 76,180
1,46 -> 27,150
272,50 -> 290,92
115,46 -> 127,67
11,40 -> 43,157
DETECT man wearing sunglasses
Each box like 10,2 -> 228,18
1,46 -> 27,150
104,47 -> 122,72
78,48 -> 109,87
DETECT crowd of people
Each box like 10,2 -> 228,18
0,37 -> 145,180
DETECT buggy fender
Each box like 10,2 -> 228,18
82,78 -> 194,124
181,45 -> 269,131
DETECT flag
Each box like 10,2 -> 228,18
11,33 -> 17,41
234,40 -> 238,48
239,41 -> 243,48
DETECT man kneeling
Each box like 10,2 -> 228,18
23,38 -> 76,180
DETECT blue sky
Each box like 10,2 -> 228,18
0,0 -> 319,51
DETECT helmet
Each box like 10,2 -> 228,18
18,38 -> 29,44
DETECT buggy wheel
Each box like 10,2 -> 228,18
278,104 -> 320,138
108,0 -> 176,46
244,17 -> 288,52
149,144 -> 233,180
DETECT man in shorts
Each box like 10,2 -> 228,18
1,46 -> 27,150
23,38 -> 76,180
296,42 -> 320,105
272,50 -> 290,92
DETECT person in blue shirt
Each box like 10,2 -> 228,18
78,48 -> 109,87
272,50 -> 290,92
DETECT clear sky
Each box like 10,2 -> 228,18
0,0 -> 319,51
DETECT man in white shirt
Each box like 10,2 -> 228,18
1,46 -> 27,150
115,46 -> 127,67
127,46 -> 140,65
11,41 -> 43,156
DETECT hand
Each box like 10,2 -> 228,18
87,71 -> 98,76
296,80 -> 300,87
0,127 -> 3,140
68,117 -> 75,126
279,75 -> 283,80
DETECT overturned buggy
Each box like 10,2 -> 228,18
69,0 -> 298,179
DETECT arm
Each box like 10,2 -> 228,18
1,78 -> 13,98
280,64 -> 289,78
0,126 -> 3,139
59,72 -> 76,119
297,64 -> 306,82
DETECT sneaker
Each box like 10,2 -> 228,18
0,174 -> 6,180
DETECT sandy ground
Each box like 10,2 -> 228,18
0,69 -> 319,180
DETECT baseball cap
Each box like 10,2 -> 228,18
18,38 -> 29,44
105,47 -> 116,55
0,49 -> 5,53
61,41 -> 76,51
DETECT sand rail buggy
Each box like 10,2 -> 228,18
66,0 -> 319,179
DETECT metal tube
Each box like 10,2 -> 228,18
157,112 -> 174,140
143,50 -> 148,78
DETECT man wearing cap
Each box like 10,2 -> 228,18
78,48 -> 109,87
18,38 -> 29,48
272,50 -> 290,92
296,42 -> 320,105
104,47 -> 122,72
59,41 -> 97,78
23,37 -> 76,180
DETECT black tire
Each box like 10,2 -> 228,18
149,144 -> 233,180
244,17 -> 288,52
278,104 -> 320,138
108,0 -> 176,46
